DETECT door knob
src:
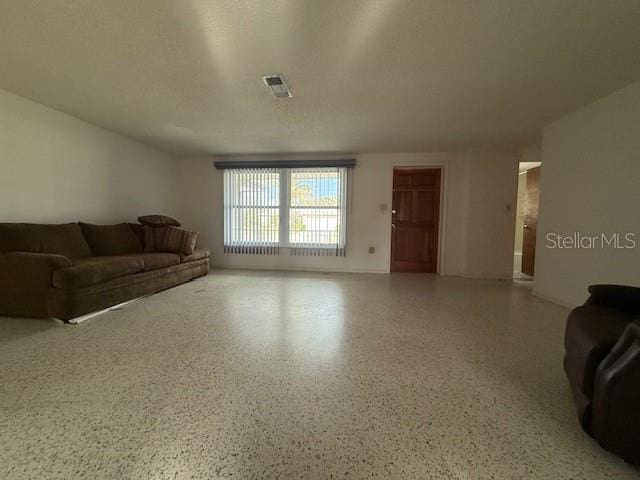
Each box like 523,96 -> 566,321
391,209 -> 397,214
391,223 -> 396,228
523,224 -> 528,228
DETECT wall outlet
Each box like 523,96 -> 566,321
369,246 -> 375,254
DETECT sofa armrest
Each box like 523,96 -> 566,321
587,284 -> 640,313
0,252 -> 72,317
591,322 -> 640,463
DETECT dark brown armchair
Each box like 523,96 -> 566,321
564,284 -> 640,464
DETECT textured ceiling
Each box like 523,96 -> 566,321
1,0 -> 639,156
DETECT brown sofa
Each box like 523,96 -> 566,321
0,222 -> 209,322
564,284 -> 640,464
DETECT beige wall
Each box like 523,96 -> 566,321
462,151 -> 520,278
175,151 -> 519,278
0,89 -> 178,224
0,86 -> 519,279
534,81 -> 640,307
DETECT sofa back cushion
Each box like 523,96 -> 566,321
79,223 -> 143,256
588,284 -> 640,314
128,223 -> 146,250
0,223 -> 91,258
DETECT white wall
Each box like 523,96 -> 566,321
175,151 -> 519,277
0,89 -> 178,224
534,81 -> 640,307
463,151 -> 521,278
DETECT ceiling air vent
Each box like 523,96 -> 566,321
262,75 -> 292,98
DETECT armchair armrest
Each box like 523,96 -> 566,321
0,252 -> 72,317
587,284 -> 640,313
591,322 -> 640,463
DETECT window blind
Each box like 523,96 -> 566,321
223,168 -> 280,255
223,167 -> 349,256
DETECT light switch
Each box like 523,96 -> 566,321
380,203 -> 388,211
369,246 -> 375,254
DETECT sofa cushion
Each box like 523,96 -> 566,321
79,223 -> 143,256
157,226 -> 199,255
138,214 -> 181,227
48,261 -> 209,320
180,248 -> 210,264
588,284 -> 640,314
565,305 -> 629,398
137,253 -> 181,271
0,223 -> 91,258
52,256 -> 144,289
128,223 -> 146,250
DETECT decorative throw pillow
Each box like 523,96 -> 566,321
138,215 -> 181,228
156,226 -> 199,255
143,225 -> 168,253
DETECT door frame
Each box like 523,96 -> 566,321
521,165 -> 541,277
388,165 -> 447,274
512,161 -> 542,279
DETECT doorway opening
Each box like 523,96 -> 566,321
513,162 -> 541,280
390,167 -> 441,273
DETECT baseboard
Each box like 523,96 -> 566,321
531,289 -> 577,309
213,264 -> 389,274
213,266 -> 519,277
439,272 -> 514,281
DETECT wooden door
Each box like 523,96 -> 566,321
521,166 -> 540,276
391,168 -> 441,272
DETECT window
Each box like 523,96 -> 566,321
223,167 -> 348,256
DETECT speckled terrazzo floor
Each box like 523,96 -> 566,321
1,271 -> 638,479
